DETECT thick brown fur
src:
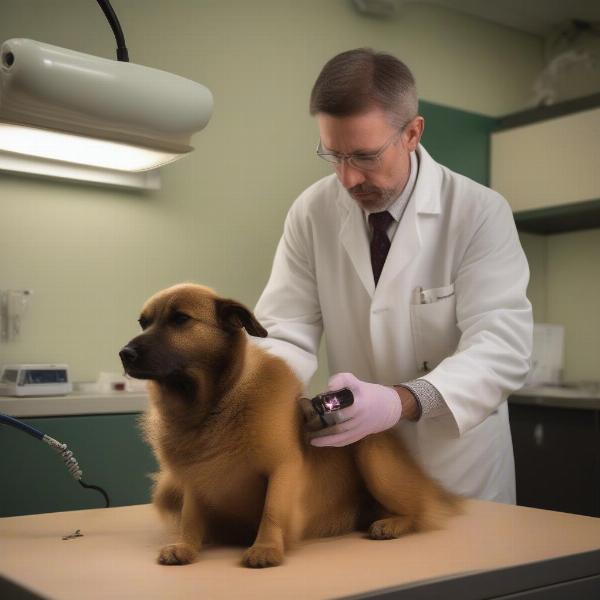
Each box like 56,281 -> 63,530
120,283 -> 462,568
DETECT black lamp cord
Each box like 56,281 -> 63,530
96,0 -> 129,62
0,412 -> 110,508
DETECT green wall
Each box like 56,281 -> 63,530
0,414 -> 156,517
420,101 -> 496,186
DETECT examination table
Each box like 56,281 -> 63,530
1,500 -> 599,599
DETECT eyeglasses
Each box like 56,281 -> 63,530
316,128 -> 403,172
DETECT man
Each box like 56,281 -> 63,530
254,48 -> 532,503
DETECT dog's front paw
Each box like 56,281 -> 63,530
157,542 -> 198,565
369,516 -> 413,540
242,544 -> 284,568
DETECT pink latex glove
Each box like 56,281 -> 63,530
309,372 -> 402,447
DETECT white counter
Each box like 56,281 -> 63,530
0,391 -> 149,418
510,384 -> 600,410
516,384 -> 600,399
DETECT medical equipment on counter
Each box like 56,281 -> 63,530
0,364 -> 73,397
0,412 -> 110,507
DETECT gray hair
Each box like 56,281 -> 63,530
309,48 -> 418,128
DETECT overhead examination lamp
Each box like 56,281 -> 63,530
0,0 -> 213,180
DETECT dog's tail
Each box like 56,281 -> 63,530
417,481 -> 465,531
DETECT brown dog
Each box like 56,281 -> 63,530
120,283 -> 461,568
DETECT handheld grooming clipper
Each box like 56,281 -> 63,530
300,387 -> 354,431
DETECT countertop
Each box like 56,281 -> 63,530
0,391 -> 149,417
1,500 -> 599,599
510,385 -> 600,410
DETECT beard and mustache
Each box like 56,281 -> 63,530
347,182 -> 402,212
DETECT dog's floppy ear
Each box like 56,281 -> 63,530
216,299 -> 268,337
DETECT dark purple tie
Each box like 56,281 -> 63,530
369,211 -> 394,286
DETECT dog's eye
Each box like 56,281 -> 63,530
171,312 -> 191,326
138,317 -> 150,330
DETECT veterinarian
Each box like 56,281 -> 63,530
253,48 -> 532,504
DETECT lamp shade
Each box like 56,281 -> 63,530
0,38 -> 213,172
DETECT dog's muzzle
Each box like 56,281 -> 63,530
119,338 -> 178,380
119,343 -> 152,379
119,345 -> 139,369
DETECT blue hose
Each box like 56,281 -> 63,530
0,412 -> 44,440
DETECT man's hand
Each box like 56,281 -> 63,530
309,372 -> 402,447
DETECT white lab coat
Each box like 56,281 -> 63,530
254,144 -> 533,503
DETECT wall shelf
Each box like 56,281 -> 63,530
491,94 -> 600,235
496,92 -> 600,131
515,198 -> 600,235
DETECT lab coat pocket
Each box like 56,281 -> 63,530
410,285 -> 461,373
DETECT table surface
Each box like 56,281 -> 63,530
1,500 -> 599,600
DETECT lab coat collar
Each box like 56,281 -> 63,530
414,144 -> 442,215
338,144 -> 441,298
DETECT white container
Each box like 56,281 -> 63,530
524,324 -> 565,387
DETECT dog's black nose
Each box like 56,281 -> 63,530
119,345 -> 139,366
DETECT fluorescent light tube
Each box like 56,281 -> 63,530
0,123 -> 180,172
0,150 -> 161,190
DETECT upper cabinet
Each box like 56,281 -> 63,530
491,95 -> 600,234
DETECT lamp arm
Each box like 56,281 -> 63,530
95,0 -> 129,62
